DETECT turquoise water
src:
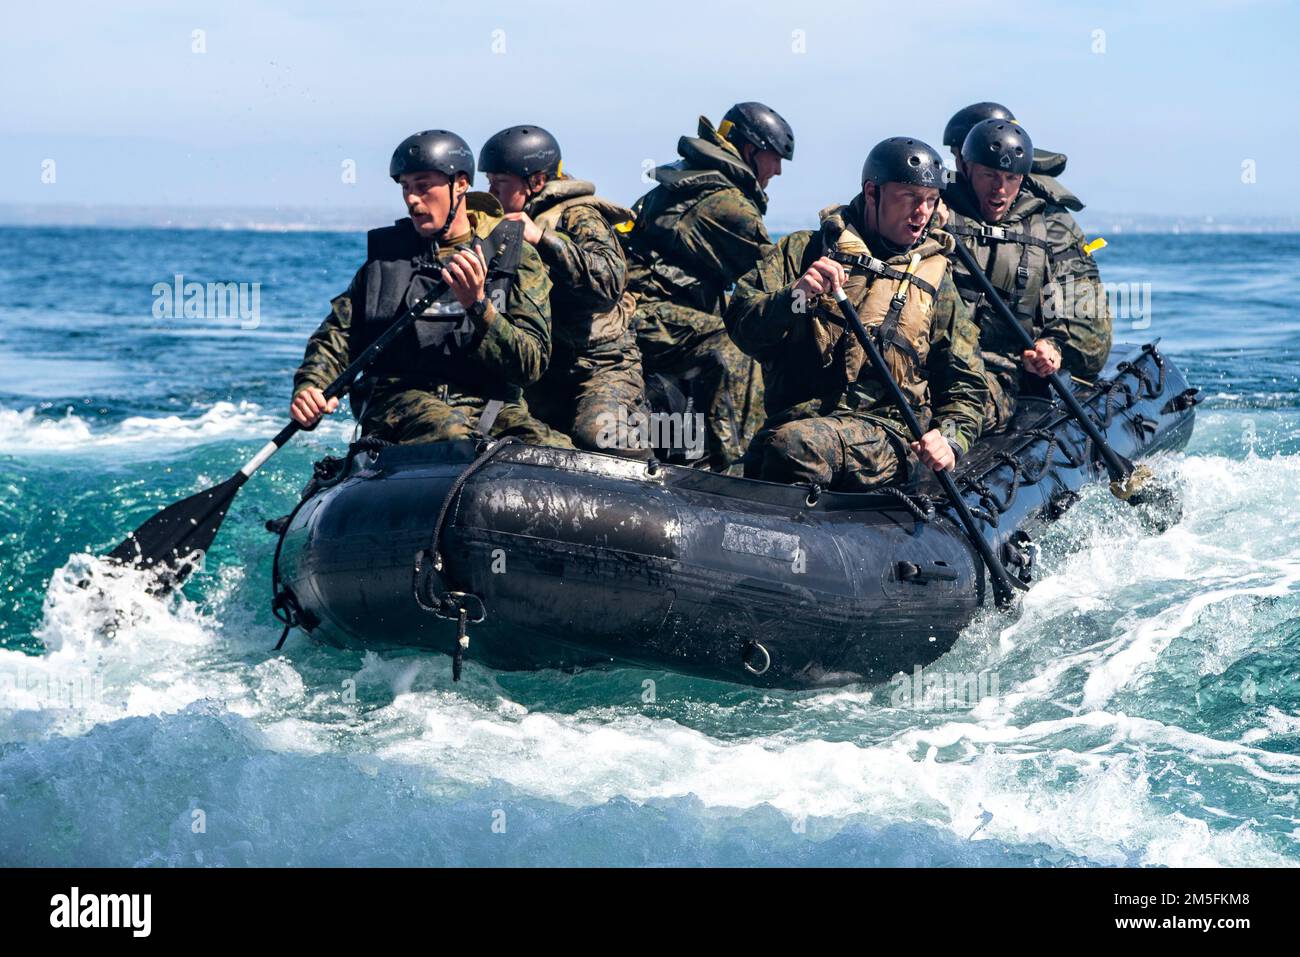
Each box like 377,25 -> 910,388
1,226 -> 1298,866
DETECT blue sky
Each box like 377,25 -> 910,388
2,0 -> 1296,228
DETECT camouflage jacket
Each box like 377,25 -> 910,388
621,116 -> 773,317
525,178 -> 636,360
293,194 -> 553,401
726,196 -> 988,455
947,171 -> 1112,379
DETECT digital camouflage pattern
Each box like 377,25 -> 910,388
621,116 -> 771,472
726,194 -> 988,492
523,178 -> 650,457
946,171 -> 1112,433
293,200 -> 571,447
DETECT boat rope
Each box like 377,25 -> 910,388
951,347 -> 1168,536
413,437 -> 519,680
878,486 -> 936,522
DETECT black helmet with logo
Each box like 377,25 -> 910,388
942,101 -> 1015,150
961,119 -> 1034,175
861,137 -> 948,191
389,130 -> 476,183
479,126 -> 562,179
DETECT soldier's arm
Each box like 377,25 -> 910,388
293,277 -> 357,396
724,231 -> 813,362
926,271 -> 989,455
467,243 -> 553,387
534,204 -> 625,312
1041,206 -> 1112,378
681,188 -> 774,287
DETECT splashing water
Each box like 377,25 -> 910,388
2,227 -> 1298,866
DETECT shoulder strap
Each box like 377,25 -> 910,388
947,221 -> 1052,251
826,250 -> 939,298
483,218 -> 526,277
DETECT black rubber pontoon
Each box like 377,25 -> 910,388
274,341 -> 1198,688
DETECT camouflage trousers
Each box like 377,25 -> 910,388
635,301 -> 763,474
355,381 -> 574,448
526,335 -> 654,460
743,406 -> 912,493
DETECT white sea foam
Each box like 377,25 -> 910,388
0,401 -> 353,457
4,451 -> 1299,866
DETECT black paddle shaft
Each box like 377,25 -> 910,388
249,277 -> 453,473
945,236 -> 1131,484
831,288 -> 1024,607
106,275 -> 453,579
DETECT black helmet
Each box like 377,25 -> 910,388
961,119 -> 1033,175
861,137 -> 948,191
720,102 -> 795,161
479,125 -> 562,179
389,129 -> 475,183
942,101 -> 1015,150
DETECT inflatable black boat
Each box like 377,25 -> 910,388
272,341 -> 1199,688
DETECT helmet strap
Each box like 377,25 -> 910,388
435,179 -> 465,244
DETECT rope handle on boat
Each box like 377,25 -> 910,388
412,437 -> 517,680
953,342 -> 1172,525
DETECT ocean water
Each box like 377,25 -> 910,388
1,225 -> 1298,867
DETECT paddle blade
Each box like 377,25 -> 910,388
1110,463 -> 1184,532
106,473 -> 244,591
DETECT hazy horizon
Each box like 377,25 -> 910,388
3,1 -> 1296,227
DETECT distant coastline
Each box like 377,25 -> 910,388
2,203 -> 1298,236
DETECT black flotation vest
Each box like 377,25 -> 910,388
349,216 -> 524,399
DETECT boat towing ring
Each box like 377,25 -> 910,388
437,591 -> 486,624
742,640 -> 772,676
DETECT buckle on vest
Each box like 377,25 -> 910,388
1016,266 -> 1030,283
831,251 -> 887,276
985,225 -> 1009,241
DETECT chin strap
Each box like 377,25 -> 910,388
434,181 -> 465,244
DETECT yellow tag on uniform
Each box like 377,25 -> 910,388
614,220 -> 635,234
717,119 -> 734,139
1083,237 -> 1107,255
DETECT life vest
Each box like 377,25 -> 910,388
947,177 -> 1089,361
349,196 -> 524,399
809,203 -> 953,423
946,188 -> 1053,353
528,178 -> 638,353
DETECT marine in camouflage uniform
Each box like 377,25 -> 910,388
621,109 -> 791,472
726,188 -> 987,493
293,189 -> 569,447
520,177 -> 651,457
945,120 -> 1112,433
